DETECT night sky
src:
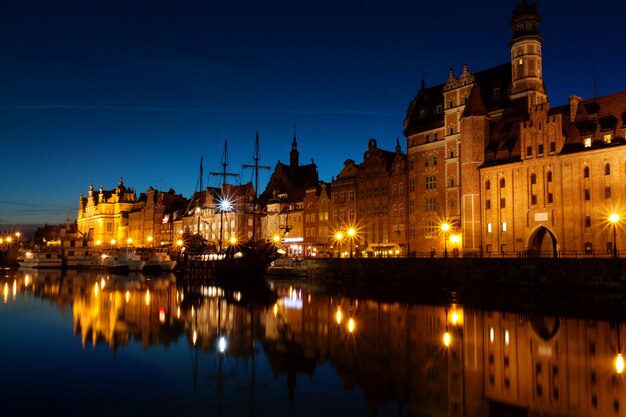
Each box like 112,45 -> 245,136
1,0 -> 625,225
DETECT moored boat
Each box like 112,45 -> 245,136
138,248 -> 177,273
17,247 -> 63,269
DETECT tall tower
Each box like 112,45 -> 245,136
290,126 -> 299,167
509,1 -> 546,106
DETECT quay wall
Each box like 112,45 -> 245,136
289,257 -> 626,290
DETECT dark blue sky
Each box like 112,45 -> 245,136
1,0 -> 625,225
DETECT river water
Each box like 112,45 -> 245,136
1,267 -> 624,417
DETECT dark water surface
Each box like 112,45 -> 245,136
1,268 -> 624,417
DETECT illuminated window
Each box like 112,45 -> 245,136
487,223 -> 492,233
505,330 -> 510,346
489,327 -> 495,343
584,137 -> 592,147
502,222 -> 507,232
604,133 -> 612,144
519,58 -> 523,65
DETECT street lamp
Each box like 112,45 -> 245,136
335,232 -> 344,258
610,213 -> 620,259
441,223 -> 450,258
127,237 -> 133,247
347,228 -> 355,258
15,232 -> 21,247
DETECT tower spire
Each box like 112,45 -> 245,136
290,125 -> 299,167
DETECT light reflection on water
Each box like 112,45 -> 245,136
1,268 -> 625,417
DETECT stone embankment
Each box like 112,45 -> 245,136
284,257 -> 626,291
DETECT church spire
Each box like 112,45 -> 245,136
290,125 -> 299,167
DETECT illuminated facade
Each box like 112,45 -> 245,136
330,138 -> 408,256
260,132 -> 319,254
183,183 -> 255,248
127,187 -> 187,246
404,2 -> 626,257
77,179 -> 137,246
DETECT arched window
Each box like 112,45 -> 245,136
584,166 -> 590,178
547,171 -> 553,182
530,173 -> 537,185
605,163 -> 611,176
500,178 -> 505,188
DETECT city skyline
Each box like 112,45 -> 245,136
2,0 -> 625,225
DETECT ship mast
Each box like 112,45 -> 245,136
210,139 -> 239,252
243,131 -> 270,242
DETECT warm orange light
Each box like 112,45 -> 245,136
127,238 -> 133,245
347,228 -> 355,238
110,239 -> 116,245
616,353 -> 625,374
610,213 -> 620,224
336,308 -> 343,324
335,232 -> 344,241
441,223 -> 450,233
443,332 -> 452,347
273,235 -> 280,243
176,239 -> 183,246
147,236 -> 153,243
347,318 -> 355,333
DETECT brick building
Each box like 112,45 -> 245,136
404,2 -> 626,257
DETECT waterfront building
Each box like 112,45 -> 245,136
260,131 -> 319,254
127,187 -> 187,246
404,2 -> 626,257
77,179 -> 138,246
182,183 -> 255,249
331,138 -> 408,257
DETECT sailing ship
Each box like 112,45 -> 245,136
179,136 -> 278,278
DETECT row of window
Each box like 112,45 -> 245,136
486,163 -> 615,191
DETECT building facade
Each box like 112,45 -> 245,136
404,2 -> 626,257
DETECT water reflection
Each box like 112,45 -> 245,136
2,269 -> 626,416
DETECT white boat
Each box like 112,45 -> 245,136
77,250 -> 145,272
103,250 -> 145,272
17,247 -> 63,269
138,248 -> 177,273
64,248 -> 103,268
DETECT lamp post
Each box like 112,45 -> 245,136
610,213 -> 620,259
15,232 -> 21,247
347,228 -> 355,258
335,232 -> 344,258
441,223 -> 450,258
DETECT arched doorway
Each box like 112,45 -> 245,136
528,226 -> 557,258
